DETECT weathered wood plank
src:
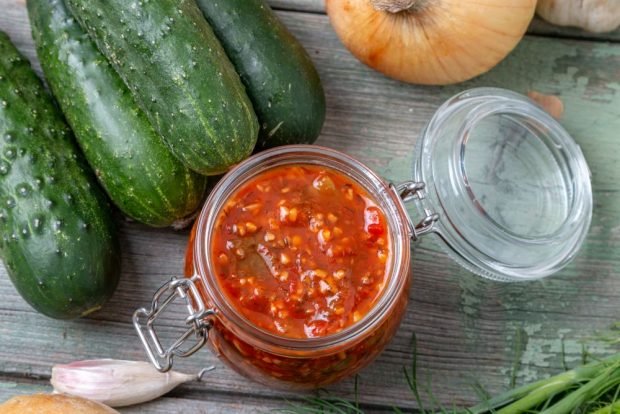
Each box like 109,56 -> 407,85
0,2 -> 619,413
267,0 -> 620,43
269,0 -> 324,13
0,378 -> 400,413
528,17 -> 620,42
0,380 -> 291,414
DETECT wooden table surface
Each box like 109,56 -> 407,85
1,0 -> 619,412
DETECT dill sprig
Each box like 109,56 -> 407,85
276,326 -> 620,414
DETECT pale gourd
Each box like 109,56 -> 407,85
326,0 -> 537,85
537,0 -> 620,33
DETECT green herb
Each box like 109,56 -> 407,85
510,327 -> 527,388
593,323 -> 620,347
275,395 -> 363,414
468,354 -> 620,414
276,327 -> 620,414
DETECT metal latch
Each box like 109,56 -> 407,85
392,181 -> 439,240
133,276 -> 215,372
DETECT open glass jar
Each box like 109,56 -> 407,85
133,88 -> 592,389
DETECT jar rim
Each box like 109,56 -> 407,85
413,87 -> 593,281
193,145 -> 412,354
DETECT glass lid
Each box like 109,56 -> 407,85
411,88 -> 592,282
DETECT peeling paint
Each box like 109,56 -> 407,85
507,330 -> 617,384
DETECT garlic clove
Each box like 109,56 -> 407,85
51,359 -> 207,408
537,0 -> 620,33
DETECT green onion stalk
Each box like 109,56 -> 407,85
276,339 -> 620,414
465,353 -> 620,414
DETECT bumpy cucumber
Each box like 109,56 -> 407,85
66,0 -> 259,175
27,0 -> 207,228
0,31 -> 120,319
196,0 -> 326,149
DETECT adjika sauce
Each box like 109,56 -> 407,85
141,90 -> 590,388
211,164 -> 390,339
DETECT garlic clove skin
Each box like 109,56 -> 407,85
51,359 -> 200,408
527,91 -> 564,120
537,0 -> 620,33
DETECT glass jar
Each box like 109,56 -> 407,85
133,87 -> 592,389
413,87 -> 592,281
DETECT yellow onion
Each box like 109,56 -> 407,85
326,0 -> 537,85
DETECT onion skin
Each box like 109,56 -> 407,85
326,0 -> 536,85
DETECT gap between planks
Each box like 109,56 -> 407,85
266,0 -> 620,43
0,375 -> 401,413
0,1 -> 619,412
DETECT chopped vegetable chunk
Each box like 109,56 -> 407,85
211,164 -> 390,339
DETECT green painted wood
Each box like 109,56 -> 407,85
0,1 -> 618,412
266,0 -> 620,43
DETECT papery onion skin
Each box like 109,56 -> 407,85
326,0 -> 536,85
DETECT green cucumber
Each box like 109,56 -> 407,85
27,0 -> 207,228
65,0 -> 259,175
195,0 -> 326,149
0,31 -> 120,319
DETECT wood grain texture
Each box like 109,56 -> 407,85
1,1 -> 619,412
269,0 -> 324,13
267,0 -> 620,43
528,18 -> 620,42
0,379 -> 400,413
0,380 -> 290,414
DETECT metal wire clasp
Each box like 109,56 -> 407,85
391,181 -> 439,240
133,276 -> 215,372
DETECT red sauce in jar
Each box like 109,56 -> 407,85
211,164 -> 390,339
